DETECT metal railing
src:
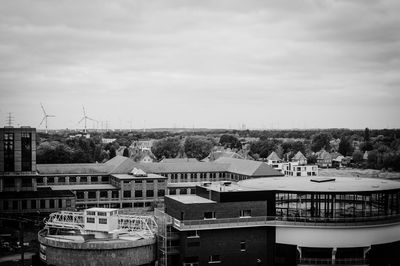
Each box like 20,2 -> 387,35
171,214 -> 400,230
298,257 -> 368,265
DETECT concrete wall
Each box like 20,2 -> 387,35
39,235 -> 156,266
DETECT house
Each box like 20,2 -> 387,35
331,152 -> 344,168
316,149 -> 333,168
266,151 -> 281,166
291,151 -> 307,165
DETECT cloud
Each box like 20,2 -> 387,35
0,0 -> 399,129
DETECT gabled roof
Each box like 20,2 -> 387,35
292,151 -> 306,161
37,163 -> 108,175
131,161 -> 229,173
205,151 -> 244,162
104,155 -> 137,174
317,150 -> 332,160
267,151 -> 281,161
213,157 -> 283,177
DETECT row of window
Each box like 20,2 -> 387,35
37,176 -> 109,184
1,199 -> 72,210
86,217 -> 107,224
74,189 -> 165,200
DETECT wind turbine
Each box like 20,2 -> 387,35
78,106 -> 97,133
39,103 -> 55,133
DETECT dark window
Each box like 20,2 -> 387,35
88,191 -> 96,198
13,200 -> 18,210
144,202 -> 151,207
87,217 -> 95,223
157,190 -> 165,197
22,200 -> 27,209
209,255 -> 221,263
80,176 -> 87,183
40,200 -> 46,209
100,191 -> 108,198
4,177 -> 14,188
101,176 -> 109,182
190,188 -> 196,194
147,180 -> 153,183
123,191 -> 131,198
135,180 -> 142,184
21,132 -> 32,171
169,189 -> 176,195
77,191 -> 85,199
58,199 -> 63,208
50,200 -> 55,208
22,178 -> 32,187
146,190 -> 154,197
98,212 -> 106,216
135,190 -> 143,198
134,202 -> 144,207
180,189 -> 187,195
240,241 -> 246,251
99,218 -> 107,224
4,133 -> 14,172
47,177 -> 54,184
58,176 -> 65,183
37,177 -> 43,184
204,212 -> 215,219
187,231 -> 199,238
112,191 -> 119,198
240,210 -> 251,217
31,200 -> 36,209
69,176 -> 77,183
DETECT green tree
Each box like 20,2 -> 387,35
352,150 -> 364,164
184,136 -> 214,160
311,133 -> 331,152
151,137 -> 181,160
338,136 -> 354,156
219,134 -> 242,150
249,140 -> 278,159
109,147 -> 117,159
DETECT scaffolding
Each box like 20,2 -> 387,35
154,208 -> 174,266
44,210 -> 157,236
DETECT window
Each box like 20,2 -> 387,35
146,190 -> 154,197
58,176 -> 66,183
180,189 -> 187,195
123,191 -> 131,198
47,177 -> 54,184
40,200 -> 46,209
69,176 -> 77,183
88,191 -> 96,198
135,180 -> 142,184
49,200 -> 55,209
66,200 -> 71,207
36,177 -> 43,184
87,217 -> 95,223
21,132 -> 32,171
97,212 -> 106,216
240,241 -> 246,251
58,199 -> 63,208
77,191 -> 85,199
101,176 -> 109,182
157,190 -> 165,197
169,189 -> 176,195
100,191 -> 108,198
22,178 -> 32,187
22,200 -> 27,209
147,180 -> 153,183
4,133 -> 14,172
204,212 -> 216,220
209,255 -> 221,263
31,200 -> 36,209
99,218 -> 107,224
135,190 -> 143,197
240,210 -> 251,217
80,176 -> 87,183
87,211 -> 96,216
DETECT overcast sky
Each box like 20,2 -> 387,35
0,0 -> 399,130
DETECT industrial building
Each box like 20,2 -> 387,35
158,176 -> 400,266
38,207 -> 157,265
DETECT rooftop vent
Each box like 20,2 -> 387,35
203,182 -> 212,187
221,181 -> 232,186
130,167 -> 147,177
310,177 -> 336,183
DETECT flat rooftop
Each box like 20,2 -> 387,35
166,194 -> 216,204
237,176 -> 400,193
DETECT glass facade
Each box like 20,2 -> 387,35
21,132 -> 32,171
276,190 -> 400,221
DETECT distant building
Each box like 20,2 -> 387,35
291,151 -> 307,165
101,138 -> 116,144
266,151 -> 282,166
316,149 -> 333,168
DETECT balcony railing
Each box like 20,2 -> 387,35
298,257 -> 368,265
171,214 -> 400,230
